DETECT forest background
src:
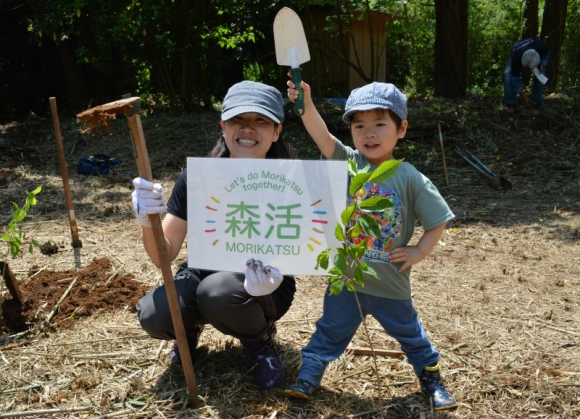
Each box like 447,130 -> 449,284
0,0 -> 579,121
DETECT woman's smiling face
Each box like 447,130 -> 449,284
220,113 -> 282,159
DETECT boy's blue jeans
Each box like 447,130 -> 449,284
503,56 -> 544,105
297,286 -> 440,388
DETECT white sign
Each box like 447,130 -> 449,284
187,158 -> 347,275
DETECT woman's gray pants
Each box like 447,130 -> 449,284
136,261 -> 295,342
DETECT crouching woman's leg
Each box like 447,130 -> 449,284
196,270 -> 296,389
136,262 -> 206,365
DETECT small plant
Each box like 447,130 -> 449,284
315,159 -> 401,418
1,186 -> 42,306
1,186 -> 43,257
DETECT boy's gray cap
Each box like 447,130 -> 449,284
521,49 -> 540,69
221,80 -> 285,124
343,82 -> 408,123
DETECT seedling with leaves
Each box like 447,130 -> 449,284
1,186 -> 42,305
316,159 -> 401,291
315,158 -> 401,418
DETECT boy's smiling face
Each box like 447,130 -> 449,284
220,112 -> 281,159
350,109 -> 407,166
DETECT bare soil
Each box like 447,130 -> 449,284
1,95 -> 579,418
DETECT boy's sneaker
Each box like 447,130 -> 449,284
169,324 -> 204,366
418,362 -> 458,410
285,379 -> 318,401
241,324 -> 285,390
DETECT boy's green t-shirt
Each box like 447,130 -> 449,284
332,138 -> 455,300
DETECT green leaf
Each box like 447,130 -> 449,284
349,172 -> 372,197
347,245 -> 357,261
334,223 -> 345,242
341,204 -> 356,226
354,242 -> 367,258
329,267 -> 343,277
354,266 -> 365,286
346,281 -> 356,292
358,214 -> 382,239
334,253 -> 347,273
368,159 -> 403,183
10,242 -> 19,257
31,238 -> 42,247
349,222 -> 361,238
316,249 -> 330,270
329,279 -> 344,295
347,159 -> 358,177
361,263 -> 378,279
359,196 -> 394,211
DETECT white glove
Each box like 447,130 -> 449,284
244,258 -> 284,296
132,177 -> 166,227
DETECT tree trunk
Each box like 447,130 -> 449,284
1,260 -> 23,304
434,0 -> 468,97
540,0 -> 569,88
57,40 -> 90,111
521,0 -> 539,39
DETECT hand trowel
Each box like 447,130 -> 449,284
274,7 -> 310,115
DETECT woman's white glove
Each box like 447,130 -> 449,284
132,177 -> 166,227
244,258 -> 283,296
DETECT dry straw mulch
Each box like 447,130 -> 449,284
1,95 -> 579,418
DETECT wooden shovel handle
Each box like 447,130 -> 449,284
124,105 -> 200,407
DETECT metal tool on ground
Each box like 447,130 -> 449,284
274,7 -> 310,115
50,97 -> 83,251
76,97 -> 200,408
437,121 -> 450,186
454,148 -> 512,190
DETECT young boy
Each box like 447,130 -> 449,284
284,80 -> 457,410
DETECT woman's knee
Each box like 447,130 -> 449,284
137,272 -> 202,340
196,271 -> 246,316
136,288 -> 175,339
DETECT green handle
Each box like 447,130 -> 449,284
290,67 -> 305,115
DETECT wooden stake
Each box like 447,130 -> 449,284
49,97 -> 82,249
346,346 -> 405,358
438,121 -> 450,186
0,260 -> 23,304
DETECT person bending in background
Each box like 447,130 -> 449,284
131,81 -> 296,390
504,38 -> 550,109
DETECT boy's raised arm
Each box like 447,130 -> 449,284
288,80 -> 336,159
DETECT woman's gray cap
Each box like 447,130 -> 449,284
221,80 -> 285,124
343,82 -> 408,123
521,49 -> 541,69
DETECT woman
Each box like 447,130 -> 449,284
132,81 -> 296,390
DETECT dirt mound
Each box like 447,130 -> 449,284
1,257 -> 150,335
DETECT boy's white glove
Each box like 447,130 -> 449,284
132,177 -> 166,227
244,258 -> 284,296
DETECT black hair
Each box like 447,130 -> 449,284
209,122 -> 294,159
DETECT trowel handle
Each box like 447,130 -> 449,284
290,67 -> 305,115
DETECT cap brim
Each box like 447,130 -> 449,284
343,105 -> 389,123
222,106 -> 281,124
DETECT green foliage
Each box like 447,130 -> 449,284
315,159 -> 401,295
1,186 -> 42,258
5,0 -> 580,116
